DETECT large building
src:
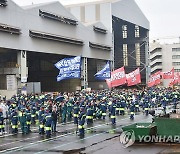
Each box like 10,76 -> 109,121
150,41 -> 180,87
66,0 -> 150,86
0,0 -> 112,98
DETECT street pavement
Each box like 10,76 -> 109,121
0,106 -> 179,154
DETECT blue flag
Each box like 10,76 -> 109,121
55,56 -> 81,82
94,61 -> 111,80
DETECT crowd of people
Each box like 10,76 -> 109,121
0,87 -> 179,138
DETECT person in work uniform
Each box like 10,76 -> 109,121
110,100 -> 116,125
44,109 -> 52,137
0,108 -> 5,135
26,106 -> 31,133
38,106 -> 45,135
100,99 -> 107,120
19,108 -> 27,134
120,98 -> 126,115
129,104 -> 135,120
73,101 -> 79,125
61,101 -> 67,124
86,103 -> 94,125
67,100 -> 73,121
31,105 -> 36,125
51,107 -> 58,133
78,107 -> 86,138
10,109 -> 18,134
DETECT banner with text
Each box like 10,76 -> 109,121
55,56 -> 81,82
148,71 -> 161,87
94,61 -> 111,80
126,68 -> 141,86
106,66 -> 126,88
161,68 -> 174,79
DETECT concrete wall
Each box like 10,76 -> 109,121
68,2 -> 112,32
0,0 -> 112,60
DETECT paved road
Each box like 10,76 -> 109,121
0,106 -> 179,154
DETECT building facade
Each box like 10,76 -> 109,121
67,0 -> 150,86
0,0 -> 112,98
150,41 -> 180,87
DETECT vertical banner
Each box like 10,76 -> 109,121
55,56 -> 81,82
161,68 -> 174,79
94,61 -> 111,80
148,71 -> 161,87
126,68 -> 141,86
106,66 -> 126,88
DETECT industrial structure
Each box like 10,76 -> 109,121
0,0 -> 149,98
67,0 -> 150,85
150,40 -> 180,86
0,0 -> 112,98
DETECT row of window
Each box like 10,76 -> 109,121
122,25 -> 140,39
122,43 -> 141,66
172,55 -> 180,59
175,69 -> 180,72
173,62 -> 180,66
172,48 -> 180,52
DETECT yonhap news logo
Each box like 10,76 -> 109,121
119,130 -> 180,148
119,130 -> 135,148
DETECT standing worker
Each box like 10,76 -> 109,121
78,107 -> 86,138
51,107 -> 58,133
10,109 -> 18,134
110,100 -> 116,125
73,101 -> 79,125
26,106 -> 31,133
44,109 -> 52,137
0,108 -> 5,135
38,106 -> 45,135
86,103 -> 94,125
19,109 -> 27,134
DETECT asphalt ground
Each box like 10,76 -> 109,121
0,106 -> 179,154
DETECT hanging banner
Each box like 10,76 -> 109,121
54,56 -> 81,82
126,68 -> 141,86
169,72 -> 180,86
106,66 -> 126,88
94,61 -> 111,80
148,71 -> 161,87
161,68 -> 174,79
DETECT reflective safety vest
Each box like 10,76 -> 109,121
78,125 -> 84,129
45,127 -> 51,131
111,115 -> 116,119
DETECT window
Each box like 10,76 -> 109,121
135,25 -> 140,37
173,62 -> 180,66
122,25 -> 127,39
172,55 -> 180,59
135,43 -> 140,66
172,48 -> 180,52
123,44 -> 128,66
175,69 -> 180,72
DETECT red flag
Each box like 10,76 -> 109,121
126,68 -> 141,86
148,71 -> 161,87
106,67 -> 126,88
161,68 -> 174,79
169,72 -> 180,86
